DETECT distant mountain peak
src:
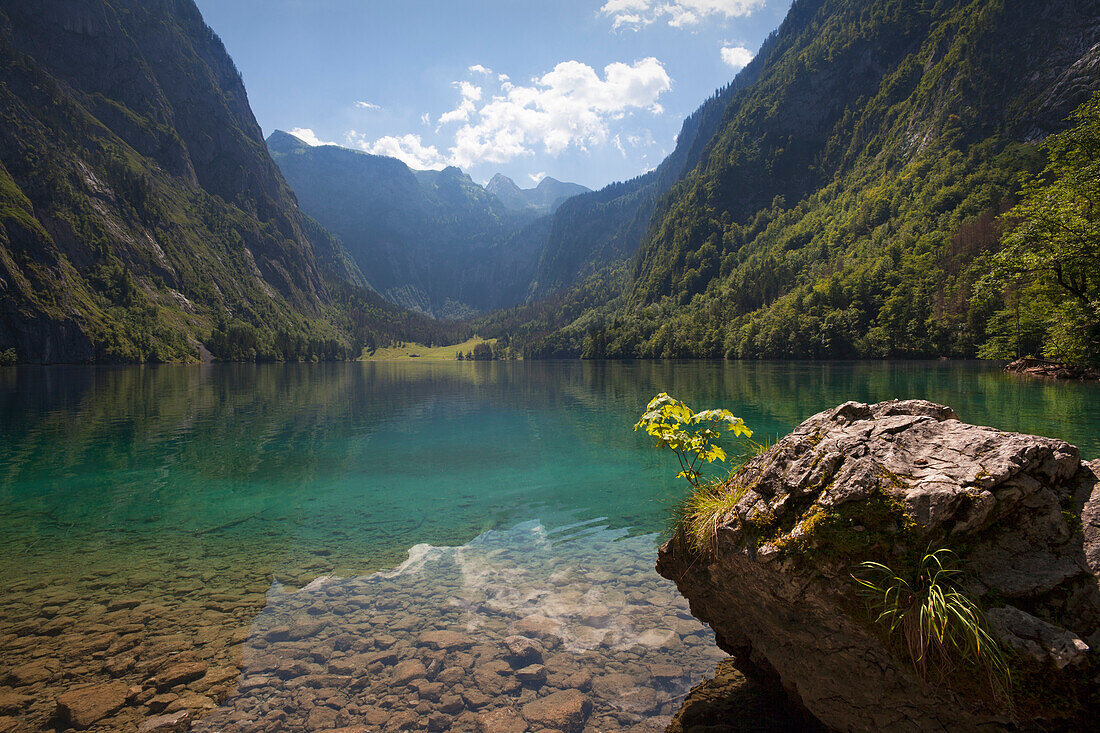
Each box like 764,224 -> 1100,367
267,129 -> 311,155
486,173 -> 589,214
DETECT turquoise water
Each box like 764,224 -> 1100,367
0,360 -> 1096,730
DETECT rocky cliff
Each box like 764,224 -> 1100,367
0,0 -> 448,362
659,400 -> 1099,730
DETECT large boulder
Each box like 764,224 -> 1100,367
658,400 -> 1100,731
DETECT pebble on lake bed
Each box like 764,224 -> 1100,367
187,520 -> 728,732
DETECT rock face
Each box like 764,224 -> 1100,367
658,399 -> 1100,731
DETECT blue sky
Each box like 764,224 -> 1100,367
194,0 -> 792,189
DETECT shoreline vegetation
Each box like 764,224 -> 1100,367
359,337 -> 502,361
1004,357 -> 1100,381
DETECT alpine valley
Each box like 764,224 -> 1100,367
0,0 -> 1098,369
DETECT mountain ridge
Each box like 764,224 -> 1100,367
268,132 -> 551,317
0,0 -> 459,363
504,0 -> 1100,360
486,173 -> 590,214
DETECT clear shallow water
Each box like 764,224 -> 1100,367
0,360 -> 1096,730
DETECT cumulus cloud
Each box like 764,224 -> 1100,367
343,56 -> 671,171
445,57 -> 671,168
438,81 -> 484,125
355,101 -> 382,110
346,131 -> 447,170
289,127 -> 335,146
529,171 -> 547,184
601,0 -> 767,30
720,44 -> 754,70
468,64 -> 492,75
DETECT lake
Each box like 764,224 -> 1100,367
0,360 -> 1096,731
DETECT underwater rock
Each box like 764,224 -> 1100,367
137,710 -> 191,733
56,682 -> 129,729
520,688 -> 591,732
503,635 -> 544,666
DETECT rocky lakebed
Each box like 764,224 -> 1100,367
3,397 -> 1099,731
0,521 -> 794,732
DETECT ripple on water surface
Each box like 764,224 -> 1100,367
195,521 -> 727,732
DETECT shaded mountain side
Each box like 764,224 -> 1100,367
485,174 -> 590,214
268,133 -> 552,317
0,0 -> 455,363
473,34 -> 780,354
530,0 -> 1100,358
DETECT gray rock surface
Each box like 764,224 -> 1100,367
658,399 -> 1100,731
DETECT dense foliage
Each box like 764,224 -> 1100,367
0,0 -> 466,363
496,0 -> 1099,365
976,93 -> 1100,367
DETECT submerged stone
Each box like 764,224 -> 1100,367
56,682 -> 128,729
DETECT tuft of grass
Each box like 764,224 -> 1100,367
674,478 -> 751,558
853,548 -> 1011,703
733,435 -> 777,463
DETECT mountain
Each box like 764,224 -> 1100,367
486,174 -> 590,214
472,40 -> 781,354
269,133 -> 559,317
511,0 -> 1100,359
0,0 -> 454,363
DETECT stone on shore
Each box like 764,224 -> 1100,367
657,399 -> 1100,731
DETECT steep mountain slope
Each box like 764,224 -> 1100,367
527,29 -> 787,305
269,132 -> 558,317
547,0 -> 1100,358
472,40 -> 780,354
486,174 -> 590,214
0,0 -> 450,363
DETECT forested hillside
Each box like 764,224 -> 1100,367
509,0 -> 1100,362
473,38 -> 782,353
0,0 -> 456,363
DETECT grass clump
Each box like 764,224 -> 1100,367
674,479 -> 752,558
853,548 -> 1011,702
668,436 -> 776,559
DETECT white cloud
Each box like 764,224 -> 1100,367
601,0 -> 766,30
420,112 -> 431,125
468,64 -> 493,75
438,81 -> 484,125
289,127 -> 335,146
346,131 -> 448,170
720,44 -> 755,70
355,101 -> 382,110
446,57 -> 671,168
343,57 -> 671,172
529,171 -> 547,184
